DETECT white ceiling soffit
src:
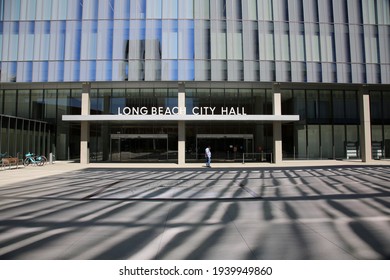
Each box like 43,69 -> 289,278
62,114 -> 300,122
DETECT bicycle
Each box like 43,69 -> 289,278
24,153 -> 47,166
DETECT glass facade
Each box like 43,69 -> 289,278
0,0 -> 390,162
87,85 -> 274,162
0,0 -> 389,83
0,114 -> 50,159
1,85 -> 390,161
282,88 -> 361,159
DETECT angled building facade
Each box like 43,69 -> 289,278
0,0 -> 389,164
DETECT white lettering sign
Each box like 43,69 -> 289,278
117,106 -> 246,116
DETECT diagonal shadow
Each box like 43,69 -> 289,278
0,165 -> 389,260
349,221 -> 390,260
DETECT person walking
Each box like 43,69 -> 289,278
205,146 -> 211,167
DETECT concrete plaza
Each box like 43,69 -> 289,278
0,161 -> 389,260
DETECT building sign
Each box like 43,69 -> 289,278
117,106 -> 247,116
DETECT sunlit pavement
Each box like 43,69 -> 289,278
0,161 -> 389,260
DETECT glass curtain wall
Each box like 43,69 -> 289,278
282,89 -> 363,160
0,87 -> 54,159
1,0 -> 389,83
185,87 -> 273,162
0,114 -> 49,159
370,90 -> 390,159
88,87 -> 179,162
1,86 -> 390,162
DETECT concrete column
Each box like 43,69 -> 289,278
273,85 -> 282,164
80,83 -> 91,164
178,83 -> 186,166
102,95 -> 110,161
359,89 -> 372,162
178,121 -> 185,166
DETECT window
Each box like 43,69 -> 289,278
0,0 -> 3,20
211,21 -> 227,59
320,24 -> 335,62
362,0 -> 377,24
130,0 -> 146,19
179,0 -> 193,19
245,0 -> 257,20
211,0 -> 227,20
31,90 -> 44,120
258,0 -> 273,21
163,0 -> 177,18
259,22 -> 274,60
20,0 -> 37,20
364,26 -> 379,64
146,0 -> 162,19
378,0 -> 390,24
162,20 -> 178,59
194,0 -> 210,19
4,0 -> 20,20
274,22 -> 290,61
227,21 -> 243,60
4,90 -> 17,115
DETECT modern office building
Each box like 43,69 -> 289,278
0,0 -> 389,164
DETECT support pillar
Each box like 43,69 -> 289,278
80,83 -> 90,164
102,95 -> 110,161
359,88 -> 372,162
273,85 -> 282,164
178,83 -> 186,166
178,121 -> 185,166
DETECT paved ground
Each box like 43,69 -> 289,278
0,161 -> 389,260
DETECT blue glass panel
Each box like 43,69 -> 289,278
41,0 -> 52,20
163,0 -> 177,18
178,60 -> 194,80
105,60 -> 112,81
161,59 -> 177,80
58,21 -> 66,60
9,62 -> 16,82
9,22 -> 19,61
130,0 -> 146,19
162,20 -> 178,59
6,0 -> 20,20
67,0 -> 82,20
0,0 -> 3,20
21,22 -> 35,61
82,0 -> 97,19
89,60 -> 96,81
178,20 -> 194,59
0,22 -> 3,59
41,61 -> 48,81
146,0 -> 162,19
57,61 -> 64,81
179,0 -> 193,18
73,61 -> 80,81
110,97 -> 126,114
114,0 -> 130,19
29,0 -> 37,20
58,0 -> 68,20
24,61 -> 33,82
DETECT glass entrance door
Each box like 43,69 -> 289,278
110,134 -> 169,162
196,134 -> 254,161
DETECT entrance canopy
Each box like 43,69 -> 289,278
62,114 -> 299,122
